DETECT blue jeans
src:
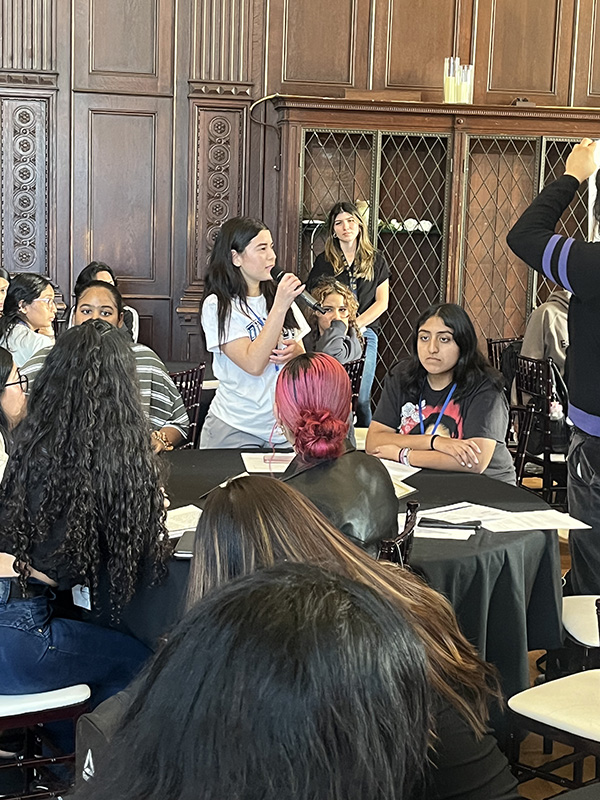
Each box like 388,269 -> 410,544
0,579 -> 151,706
356,328 -> 378,427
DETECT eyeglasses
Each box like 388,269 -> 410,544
32,296 -> 56,307
4,372 -> 28,392
321,306 -> 350,316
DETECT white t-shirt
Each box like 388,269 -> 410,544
202,294 -> 309,442
0,323 -> 55,367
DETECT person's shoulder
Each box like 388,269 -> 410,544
464,373 -> 504,400
131,343 -> 168,370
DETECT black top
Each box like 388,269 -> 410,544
306,251 -> 389,331
281,447 -> 398,555
421,697 -> 519,800
507,174 -> 600,436
373,364 -> 516,483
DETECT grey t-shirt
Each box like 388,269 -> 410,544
373,366 -> 516,484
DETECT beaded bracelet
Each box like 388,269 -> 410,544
152,429 -> 174,451
398,447 -> 411,466
430,434 -> 439,451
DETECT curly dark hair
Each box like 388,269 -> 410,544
0,319 -> 170,611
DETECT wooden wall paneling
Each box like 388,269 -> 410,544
72,94 -> 173,354
571,0 -> 600,106
372,0 -> 475,101
0,95 -> 50,275
175,102 -> 247,362
191,0 -> 252,84
266,0 -> 371,94
0,0 -> 56,74
474,0 -> 576,106
72,0 -> 174,94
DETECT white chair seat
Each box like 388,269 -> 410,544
0,685 -> 91,717
508,670 -> 600,742
563,596 -> 600,648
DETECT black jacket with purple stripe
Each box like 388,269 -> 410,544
507,174 -> 600,436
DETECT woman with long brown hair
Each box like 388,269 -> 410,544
187,476 -> 519,800
306,202 -> 389,426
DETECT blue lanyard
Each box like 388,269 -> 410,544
419,382 -> 457,435
246,305 -> 266,329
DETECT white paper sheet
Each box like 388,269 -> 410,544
166,504 -> 203,538
483,510 -> 591,532
380,460 -> 421,482
419,502 -> 505,525
241,453 -> 295,473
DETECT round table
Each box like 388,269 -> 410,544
117,449 -> 563,702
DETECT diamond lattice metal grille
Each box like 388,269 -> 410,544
300,130 -> 375,279
461,137 -> 538,344
375,133 -> 450,396
535,138 -> 588,304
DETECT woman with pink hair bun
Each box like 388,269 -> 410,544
275,353 -> 398,555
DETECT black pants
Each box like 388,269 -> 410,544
567,428 -> 600,594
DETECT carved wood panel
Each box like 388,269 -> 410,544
474,0 -> 576,105
373,0 -> 475,100
266,0 -> 371,93
0,97 -> 48,273
72,94 -> 173,354
191,0 -> 252,83
175,104 -> 246,361
572,0 -> 600,106
73,0 -> 174,94
0,0 -> 55,73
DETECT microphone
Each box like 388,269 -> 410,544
271,269 -> 326,314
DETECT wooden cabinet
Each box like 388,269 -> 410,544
274,97 -> 597,396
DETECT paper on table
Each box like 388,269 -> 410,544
166,504 -> 202,538
390,479 -> 418,499
241,453 -> 295,474
484,510 -> 591,533
381,460 -> 421,482
420,502 -> 505,525
354,428 -> 368,451
219,472 -> 250,487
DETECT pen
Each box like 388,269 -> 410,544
419,518 -> 482,531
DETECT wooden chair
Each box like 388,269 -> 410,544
343,357 -> 365,415
169,363 -> 206,449
0,684 -> 90,799
513,355 -> 568,509
377,501 -> 419,568
486,336 -> 523,373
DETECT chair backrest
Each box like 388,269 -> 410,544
169,363 -> 206,449
487,337 -> 523,372
343,357 -> 365,413
377,501 -> 419,567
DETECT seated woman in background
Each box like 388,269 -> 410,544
303,277 -> 363,364
275,352 -> 398,554
186,476 -> 519,800
0,273 -> 56,366
21,281 -> 188,451
70,261 -> 139,341
0,267 -> 11,314
200,217 -> 308,449
366,303 -> 516,483
0,346 -> 27,480
306,201 -> 389,426
73,563 -> 430,800
0,320 -> 170,705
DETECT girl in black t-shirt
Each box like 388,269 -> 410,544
366,303 -> 515,482
306,202 -> 389,426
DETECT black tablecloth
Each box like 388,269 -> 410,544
118,449 -> 563,700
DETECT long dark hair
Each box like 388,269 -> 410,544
74,261 -> 118,294
396,302 -> 504,401
203,217 -> 296,343
187,476 -> 501,737
0,320 -> 169,610
323,201 -> 376,280
73,563 -> 430,800
0,273 -> 53,342
0,346 -> 14,450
